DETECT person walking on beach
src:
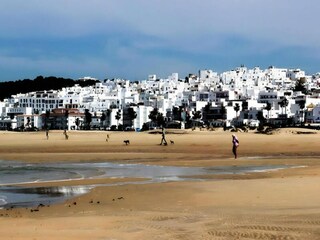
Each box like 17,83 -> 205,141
160,127 -> 167,145
45,129 -> 49,140
232,134 -> 239,159
63,129 -> 69,140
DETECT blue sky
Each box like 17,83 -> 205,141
0,0 -> 319,81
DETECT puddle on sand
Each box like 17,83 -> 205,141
0,160 -> 301,208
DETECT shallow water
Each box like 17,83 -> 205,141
0,160 -> 301,208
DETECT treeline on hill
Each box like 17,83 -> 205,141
0,76 -> 99,100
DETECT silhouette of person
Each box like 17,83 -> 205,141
160,127 -> 167,145
232,134 -> 239,159
45,129 -> 49,140
63,129 -> 69,140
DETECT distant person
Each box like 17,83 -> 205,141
63,130 -> 69,140
160,127 -> 167,145
45,129 -> 49,140
232,134 -> 239,159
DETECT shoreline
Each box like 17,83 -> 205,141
0,158 -> 306,209
0,129 -> 320,239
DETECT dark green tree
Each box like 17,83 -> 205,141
115,109 -> 122,127
184,112 -> 192,128
294,77 -> 307,93
100,112 -> 106,128
257,111 -> 265,124
204,102 -> 211,112
192,110 -> 202,121
298,101 -> 306,125
241,101 -> 248,111
234,103 -> 240,118
0,76 -> 99,101
84,109 -> 92,130
25,117 -> 31,129
265,102 -> 272,119
148,108 -> 159,125
257,111 -> 266,131
172,106 -> 182,121
128,108 -> 137,127
148,108 -> 165,127
44,110 -> 51,130
106,109 -> 111,116
64,110 -> 69,130
279,97 -> 289,115
75,118 -> 80,130
156,112 -> 165,127
202,102 -> 211,121
220,105 -> 226,119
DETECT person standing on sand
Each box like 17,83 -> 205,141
232,134 -> 239,159
160,127 -> 167,145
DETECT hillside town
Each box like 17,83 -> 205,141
0,66 -> 320,132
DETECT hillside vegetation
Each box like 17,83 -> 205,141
0,76 -> 99,100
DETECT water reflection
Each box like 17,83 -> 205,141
0,160 -> 301,208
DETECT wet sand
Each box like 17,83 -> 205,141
0,128 -> 320,239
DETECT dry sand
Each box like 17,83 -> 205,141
0,128 -> 320,239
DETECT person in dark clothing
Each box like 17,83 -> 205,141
160,127 -> 167,145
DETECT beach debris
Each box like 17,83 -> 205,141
112,197 -> 124,202
66,201 -> 77,207
29,204 -> 46,213
295,131 -> 317,134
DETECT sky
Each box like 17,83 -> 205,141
0,0 -> 320,82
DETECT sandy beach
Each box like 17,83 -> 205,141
0,128 -> 320,240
